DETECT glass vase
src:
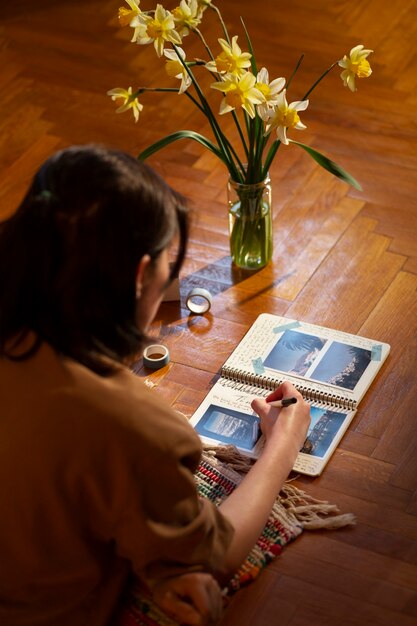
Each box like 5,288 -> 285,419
228,175 -> 273,270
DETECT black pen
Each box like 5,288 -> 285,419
267,397 -> 297,408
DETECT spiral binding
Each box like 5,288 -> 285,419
220,365 -> 358,411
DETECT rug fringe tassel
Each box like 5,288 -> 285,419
203,444 -> 356,529
202,444 -> 253,473
279,482 -> 356,528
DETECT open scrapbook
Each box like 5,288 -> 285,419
190,314 -> 390,476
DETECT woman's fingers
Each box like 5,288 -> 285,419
153,573 -> 223,625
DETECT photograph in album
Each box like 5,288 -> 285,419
194,405 -> 261,451
263,329 -> 326,376
263,329 -> 373,391
300,407 -> 349,458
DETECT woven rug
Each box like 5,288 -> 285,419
113,447 -> 355,626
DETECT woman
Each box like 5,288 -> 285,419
0,145 -> 310,625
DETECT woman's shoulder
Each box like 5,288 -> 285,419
1,338 -> 201,459
57,348 -> 201,458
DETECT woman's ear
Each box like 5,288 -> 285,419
135,254 -> 151,298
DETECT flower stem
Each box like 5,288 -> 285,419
133,87 -> 179,95
261,138 -> 281,180
254,115 -> 266,179
192,28 -> 249,163
286,54 -> 304,91
229,179 -> 272,268
302,61 -> 339,100
173,44 -> 241,180
247,117 -> 256,182
193,27 -> 215,61
184,91 -> 206,114
210,3 -> 231,44
133,86 -> 206,115
232,111 -> 249,162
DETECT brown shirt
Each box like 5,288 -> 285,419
0,340 -> 233,625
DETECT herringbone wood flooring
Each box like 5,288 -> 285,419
1,1 -> 417,624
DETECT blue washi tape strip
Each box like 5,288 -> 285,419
252,357 -> 265,375
371,344 -> 382,361
273,321 -> 301,334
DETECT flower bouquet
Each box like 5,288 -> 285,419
108,0 -> 373,268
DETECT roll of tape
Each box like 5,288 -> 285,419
186,287 -> 212,314
143,344 -> 170,370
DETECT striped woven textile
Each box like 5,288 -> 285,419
114,451 -> 305,626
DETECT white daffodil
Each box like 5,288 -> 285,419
164,47 -> 192,93
255,67 -> 286,117
107,87 -> 143,123
211,71 -> 265,118
130,19 -> 151,45
261,89 -> 309,144
136,4 -> 182,57
338,44 -> 373,92
205,36 -> 252,77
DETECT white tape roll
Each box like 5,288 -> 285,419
186,287 -> 212,314
143,344 -> 170,370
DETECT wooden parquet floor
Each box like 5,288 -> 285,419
1,1 -> 417,624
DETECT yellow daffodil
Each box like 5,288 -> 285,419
164,47 -> 192,93
111,3 -> 370,196
255,67 -> 285,117
172,0 -> 201,37
338,44 -> 373,92
211,72 -> 265,118
261,90 -> 309,144
118,0 -> 141,27
205,36 -> 252,77
107,87 -> 143,123
196,0 -> 211,18
196,0 -> 211,11
136,4 -> 182,57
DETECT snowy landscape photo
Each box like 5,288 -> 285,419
310,341 -> 372,390
263,329 -> 326,376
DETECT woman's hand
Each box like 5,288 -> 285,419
152,572 -> 223,625
251,381 -> 310,461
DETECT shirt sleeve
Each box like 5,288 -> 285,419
75,382 -> 234,582
119,431 -> 234,581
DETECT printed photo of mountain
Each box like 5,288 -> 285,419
310,342 -> 372,390
195,404 -> 260,450
263,329 -> 326,376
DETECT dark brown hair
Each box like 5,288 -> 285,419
0,144 -> 188,373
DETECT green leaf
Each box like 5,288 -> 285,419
262,139 -> 281,179
286,54 -> 304,91
289,140 -> 363,190
240,17 -> 258,75
171,44 -> 241,180
138,130 -> 226,163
